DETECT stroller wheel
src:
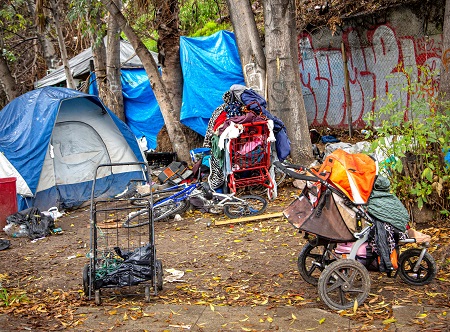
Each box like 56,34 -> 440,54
318,259 -> 371,311
298,242 -> 336,286
398,249 -> 437,286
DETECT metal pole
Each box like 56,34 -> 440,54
341,41 -> 353,138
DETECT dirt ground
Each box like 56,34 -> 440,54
0,174 -> 449,331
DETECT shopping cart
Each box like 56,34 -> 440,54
82,162 -> 163,305
227,121 -> 274,196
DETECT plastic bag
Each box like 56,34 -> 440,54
95,244 -> 154,288
6,207 -> 55,240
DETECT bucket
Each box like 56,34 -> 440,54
0,177 -> 18,232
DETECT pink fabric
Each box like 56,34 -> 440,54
237,135 -> 263,154
335,242 -> 368,257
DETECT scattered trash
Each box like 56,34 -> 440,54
52,227 -> 63,234
173,214 -> 183,222
31,237 -> 46,243
164,268 -> 185,282
4,207 -> 55,240
46,207 -> 64,221
3,223 -> 28,238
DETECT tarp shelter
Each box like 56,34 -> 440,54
34,31 -> 245,149
180,30 -> 245,136
88,68 -> 164,150
34,39 -> 158,89
0,87 -> 145,211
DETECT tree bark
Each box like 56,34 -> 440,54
440,0 -> 450,102
226,0 -> 266,97
49,0 -> 76,89
0,53 -> 19,102
89,9 -> 108,104
155,0 -> 183,117
154,0 -> 203,151
100,0 -> 191,163
264,0 -> 313,163
106,0 -> 124,121
25,0 -> 58,71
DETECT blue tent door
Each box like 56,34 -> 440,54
51,121 -> 112,205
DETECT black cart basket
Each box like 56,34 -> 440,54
83,162 -> 163,304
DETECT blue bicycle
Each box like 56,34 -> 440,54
122,181 -> 267,228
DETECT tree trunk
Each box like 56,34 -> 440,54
106,0 -> 124,121
49,0 -> 76,89
25,0 -> 58,71
226,0 -> 266,97
264,0 -> 313,163
100,0 -> 191,163
155,0 -> 183,116
0,53 -> 19,102
154,0 -> 203,151
440,0 -> 450,101
89,9 -> 108,103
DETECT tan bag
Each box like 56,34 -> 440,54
407,228 -> 431,243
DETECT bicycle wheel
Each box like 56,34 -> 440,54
223,195 -> 267,218
297,242 -> 337,285
122,208 -> 150,228
131,187 -> 180,207
318,259 -> 371,311
398,249 -> 436,286
153,197 -> 190,222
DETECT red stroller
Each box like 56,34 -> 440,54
276,149 -> 436,310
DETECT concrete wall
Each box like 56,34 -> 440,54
299,6 -> 443,129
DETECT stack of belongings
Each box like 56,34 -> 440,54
203,84 -> 291,190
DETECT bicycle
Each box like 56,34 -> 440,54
122,181 -> 268,228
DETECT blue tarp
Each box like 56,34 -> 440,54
180,30 -> 245,136
121,69 -> 164,149
89,69 -> 164,150
88,30 -> 245,148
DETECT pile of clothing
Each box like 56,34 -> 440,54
203,84 -> 290,190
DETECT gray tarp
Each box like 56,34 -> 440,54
34,40 -> 158,88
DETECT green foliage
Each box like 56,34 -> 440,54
0,0 -> 29,33
364,66 -> 450,218
190,21 -> 230,37
68,0 -> 107,45
0,287 -> 27,307
179,0 -> 230,36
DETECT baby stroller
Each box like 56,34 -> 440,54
276,149 -> 436,310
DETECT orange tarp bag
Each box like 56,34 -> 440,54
315,149 -> 377,204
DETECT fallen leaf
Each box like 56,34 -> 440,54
382,317 -> 397,325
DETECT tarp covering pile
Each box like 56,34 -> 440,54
317,149 -> 377,204
179,30 -> 245,136
367,175 -> 409,231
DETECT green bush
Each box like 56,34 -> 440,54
364,66 -> 450,219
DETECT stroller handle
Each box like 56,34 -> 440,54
273,161 -> 318,182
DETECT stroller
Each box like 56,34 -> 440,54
276,149 -> 436,310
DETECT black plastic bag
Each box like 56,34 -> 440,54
95,244 -> 154,288
6,207 -> 55,240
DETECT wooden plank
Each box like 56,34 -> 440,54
214,212 -> 285,225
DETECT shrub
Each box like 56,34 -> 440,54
364,66 -> 450,220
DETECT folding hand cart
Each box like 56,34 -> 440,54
82,162 -> 163,305
227,121 -> 274,196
